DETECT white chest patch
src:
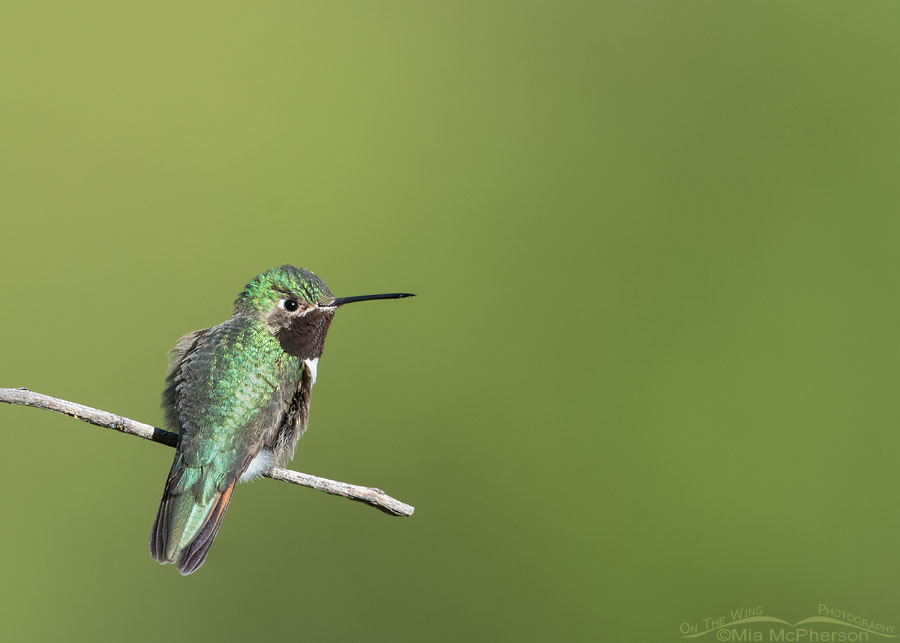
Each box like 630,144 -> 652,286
240,448 -> 273,482
304,357 -> 319,387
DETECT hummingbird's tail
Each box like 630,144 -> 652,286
149,458 -> 236,575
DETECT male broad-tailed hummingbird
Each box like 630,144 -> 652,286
149,265 -> 413,574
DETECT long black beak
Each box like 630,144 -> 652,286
329,292 -> 415,307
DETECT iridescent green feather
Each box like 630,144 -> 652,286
158,317 -> 300,562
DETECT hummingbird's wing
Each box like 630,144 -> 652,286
160,327 -> 210,433
260,362 -> 315,466
150,318 -> 299,575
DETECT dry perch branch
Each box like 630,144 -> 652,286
0,387 -> 414,517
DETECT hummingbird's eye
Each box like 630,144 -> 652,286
282,299 -> 300,312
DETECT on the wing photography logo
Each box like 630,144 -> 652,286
679,604 -> 895,641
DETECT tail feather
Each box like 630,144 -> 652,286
149,460 -> 236,575
176,484 -> 234,575
149,470 -> 178,564
149,493 -> 169,563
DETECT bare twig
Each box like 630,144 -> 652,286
0,387 -> 414,517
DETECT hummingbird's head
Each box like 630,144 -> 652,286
234,265 -> 414,360
234,265 -> 336,359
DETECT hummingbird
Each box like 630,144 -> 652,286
149,265 -> 414,575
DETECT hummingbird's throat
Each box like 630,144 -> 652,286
275,308 -> 334,359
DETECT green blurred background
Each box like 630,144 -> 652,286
2,2 -> 899,641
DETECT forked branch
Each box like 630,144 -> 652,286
0,387 -> 414,517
